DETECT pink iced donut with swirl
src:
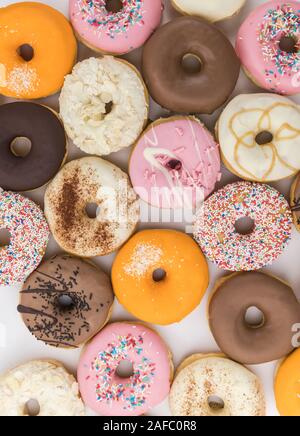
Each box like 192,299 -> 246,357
129,117 -> 221,209
69,0 -> 163,55
194,182 -> 292,271
77,322 -> 172,416
236,1 -> 300,95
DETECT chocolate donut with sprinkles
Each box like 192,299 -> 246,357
69,0 -> 163,55
193,182 -> 292,271
18,254 -> 114,349
0,189 -> 49,286
77,322 -> 173,416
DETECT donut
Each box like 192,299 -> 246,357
193,182 -> 292,271
0,2 -> 77,99
69,0 -> 163,55
236,1 -> 300,95
217,93 -> 300,182
169,354 -> 265,416
77,322 -> 172,416
208,272 -> 300,365
142,17 -> 240,114
112,230 -> 209,325
171,0 -> 246,23
275,349 -> 300,416
290,172 -> 300,232
0,189 -> 49,286
0,102 -> 67,192
0,360 -> 85,416
17,254 -> 114,349
59,57 -> 148,156
129,116 -> 221,209
44,157 -> 139,258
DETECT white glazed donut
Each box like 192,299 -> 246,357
59,57 -> 148,156
218,94 -> 300,182
0,360 -> 85,416
44,156 -> 140,258
169,354 -> 266,416
171,0 -> 246,22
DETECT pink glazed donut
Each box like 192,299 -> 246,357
129,116 -> 221,209
236,1 -> 300,95
77,323 -> 172,416
69,0 -> 163,55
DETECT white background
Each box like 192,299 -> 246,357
0,0 -> 299,416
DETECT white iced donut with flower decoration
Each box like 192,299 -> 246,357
0,360 -> 85,416
193,182 -> 292,271
171,0 -> 245,23
69,0 -> 163,54
0,189 -> 49,286
59,57 -> 148,156
77,322 -> 172,416
218,94 -> 300,182
236,1 -> 300,95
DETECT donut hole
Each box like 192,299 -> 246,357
105,0 -> 123,14
24,399 -> 40,416
181,54 -> 202,75
152,268 -> 167,282
234,217 -> 255,235
245,306 -> 265,329
255,131 -> 274,146
166,159 -> 182,171
85,203 -> 100,219
10,137 -> 32,158
116,359 -> 134,378
208,395 -> 225,411
57,294 -> 75,311
17,44 -> 34,62
105,101 -> 114,115
279,36 -> 298,54
0,229 -> 11,248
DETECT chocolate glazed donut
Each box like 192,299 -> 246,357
0,102 -> 67,191
142,17 -> 240,114
17,254 -> 114,348
208,272 -> 300,365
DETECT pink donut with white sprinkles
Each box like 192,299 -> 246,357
193,182 -> 292,271
0,189 -> 50,286
69,0 -> 163,55
77,322 -> 172,416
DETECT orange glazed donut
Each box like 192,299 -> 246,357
275,349 -> 300,416
0,2 -> 77,99
112,229 -> 209,325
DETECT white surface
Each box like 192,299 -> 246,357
0,0 -> 299,417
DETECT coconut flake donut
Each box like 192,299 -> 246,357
70,0 -> 163,55
129,116 -> 221,209
0,2 -> 77,99
44,157 -> 139,258
59,57 -> 148,156
142,17 -> 240,114
0,102 -> 67,192
171,0 -> 246,23
236,1 -> 300,95
194,182 -> 292,271
18,254 -> 114,349
0,189 -> 50,286
169,354 -> 265,416
77,322 -> 172,416
208,272 -> 300,365
0,360 -> 85,416
112,230 -> 209,325
275,349 -> 300,416
218,94 -> 300,182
